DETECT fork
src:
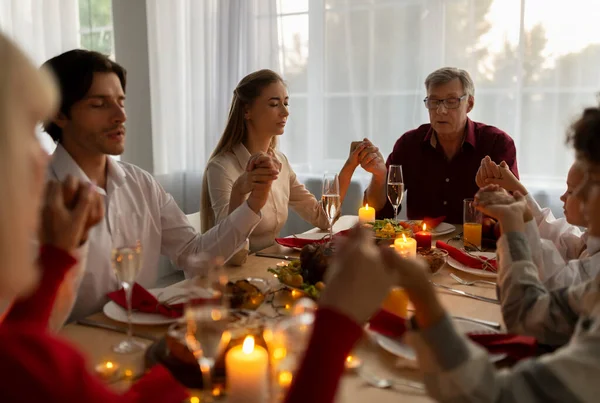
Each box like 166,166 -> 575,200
450,273 -> 496,287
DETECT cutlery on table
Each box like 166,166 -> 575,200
76,319 -> 158,342
407,308 -> 501,330
432,283 -> 500,305
450,273 -> 497,287
345,356 -> 424,391
255,253 -> 296,260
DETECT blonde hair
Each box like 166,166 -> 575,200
0,34 -> 58,301
200,69 -> 283,233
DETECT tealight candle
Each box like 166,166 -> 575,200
414,223 -> 432,250
226,336 -> 269,403
394,234 -> 417,259
358,204 -> 376,224
345,355 -> 362,370
95,361 -> 120,379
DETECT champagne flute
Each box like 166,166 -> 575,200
111,238 -> 145,354
321,173 -> 340,240
387,165 -> 404,223
185,256 -> 231,402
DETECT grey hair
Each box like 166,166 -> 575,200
425,67 -> 475,97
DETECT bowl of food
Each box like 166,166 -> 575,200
364,219 -> 415,245
267,243 -> 331,299
417,248 -> 448,275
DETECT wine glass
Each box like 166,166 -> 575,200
185,255 -> 231,402
111,234 -> 145,354
321,173 -> 340,240
387,165 -> 404,223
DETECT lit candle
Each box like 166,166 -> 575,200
95,361 -> 120,380
414,223 -> 432,250
394,234 -> 417,258
358,204 -> 376,224
345,355 -> 362,370
225,336 -> 269,403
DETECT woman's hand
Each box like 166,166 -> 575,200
357,139 -> 386,178
234,152 -> 280,195
474,185 -> 529,232
319,226 -> 399,324
379,249 -> 445,329
40,177 -> 104,253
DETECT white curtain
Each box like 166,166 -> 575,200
0,0 -> 80,153
146,0 -> 279,176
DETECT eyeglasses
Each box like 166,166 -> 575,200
423,94 -> 468,110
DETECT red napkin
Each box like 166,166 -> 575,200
423,216 -> 446,230
436,241 -> 497,272
107,283 -> 184,318
275,229 -> 350,249
367,310 -> 536,362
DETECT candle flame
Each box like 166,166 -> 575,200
423,223 -> 427,231
242,335 -> 255,354
402,233 -> 407,242
190,397 -> 200,403
279,371 -> 293,387
365,203 -> 370,209
105,361 -> 114,369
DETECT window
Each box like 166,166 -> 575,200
78,0 -> 115,57
273,0 -> 600,190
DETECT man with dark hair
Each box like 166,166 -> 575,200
44,50 -> 274,327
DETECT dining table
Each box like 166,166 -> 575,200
59,216 -> 502,402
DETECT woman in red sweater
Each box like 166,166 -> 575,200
0,34 -> 188,402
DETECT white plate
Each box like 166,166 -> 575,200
103,287 -> 188,325
430,222 -> 456,236
447,251 -> 498,279
367,318 -> 505,363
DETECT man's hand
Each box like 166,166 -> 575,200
476,156 -> 526,194
234,152 -> 280,195
474,185 -> 529,232
358,139 -> 386,178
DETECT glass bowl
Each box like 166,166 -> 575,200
417,248 -> 448,274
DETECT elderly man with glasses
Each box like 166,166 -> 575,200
361,67 -> 519,224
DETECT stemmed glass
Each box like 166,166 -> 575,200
387,165 -> 404,223
185,255 -> 231,403
111,217 -> 145,354
322,173 -> 340,240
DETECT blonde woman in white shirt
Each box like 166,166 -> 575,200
202,69 -> 375,264
476,156 -> 598,288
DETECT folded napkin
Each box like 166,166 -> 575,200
107,283 -> 184,318
436,241 -> 497,272
423,216 -> 446,230
368,310 -> 536,362
275,229 -> 350,249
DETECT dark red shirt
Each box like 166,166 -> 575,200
376,118 -> 519,224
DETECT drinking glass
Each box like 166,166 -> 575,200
185,256 -> 231,403
111,217 -> 145,354
387,165 -> 404,223
463,198 -> 483,249
322,173 -> 340,240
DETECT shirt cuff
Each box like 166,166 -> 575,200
228,201 -> 262,234
410,313 -> 470,370
526,193 -> 544,221
497,231 -> 532,268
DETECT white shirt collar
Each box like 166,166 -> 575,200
49,144 -> 127,195
232,143 -> 252,170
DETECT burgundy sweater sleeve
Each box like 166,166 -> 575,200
0,327 -> 188,403
3,245 -> 76,328
284,307 -> 363,403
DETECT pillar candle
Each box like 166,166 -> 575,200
358,204 -> 376,224
226,336 -> 269,403
414,223 -> 432,250
394,234 -> 417,258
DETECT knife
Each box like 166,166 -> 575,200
255,253 -> 297,260
76,319 -> 159,342
407,308 -> 501,330
432,283 -> 500,305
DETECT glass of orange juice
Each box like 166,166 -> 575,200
381,287 -> 409,318
463,198 -> 482,249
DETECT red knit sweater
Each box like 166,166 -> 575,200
0,245 -> 189,403
284,307 -> 363,403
